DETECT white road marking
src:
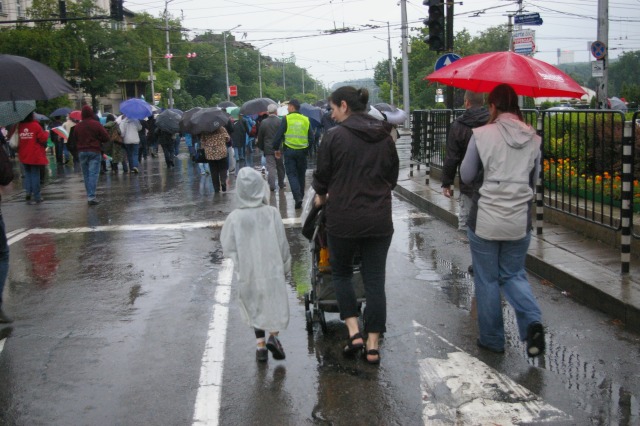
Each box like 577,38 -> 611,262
192,258 -> 233,426
414,321 -> 571,425
0,338 -> 5,353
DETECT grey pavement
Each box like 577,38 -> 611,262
393,130 -> 640,332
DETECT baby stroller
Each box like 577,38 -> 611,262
301,189 -> 366,334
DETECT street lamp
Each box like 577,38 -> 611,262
257,42 -> 272,98
371,19 -> 394,105
223,24 -> 241,102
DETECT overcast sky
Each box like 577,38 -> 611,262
123,0 -> 640,87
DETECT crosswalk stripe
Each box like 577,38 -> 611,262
413,321 -> 571,425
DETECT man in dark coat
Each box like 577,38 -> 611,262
441,90 -> 489,231
256,104 -> 285,191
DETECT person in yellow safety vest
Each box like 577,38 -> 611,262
273,99 -> 314,209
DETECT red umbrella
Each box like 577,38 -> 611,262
425,51 -> 586,99
69,110 -> 82,121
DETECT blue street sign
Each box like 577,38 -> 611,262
514,13 -> 543,25
434,53 -> 461,71
591,41 -> 607,60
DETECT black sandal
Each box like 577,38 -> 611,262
343,332 -> 364,355
365,349 -> 380,365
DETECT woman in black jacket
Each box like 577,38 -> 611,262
312,86 -> 399,365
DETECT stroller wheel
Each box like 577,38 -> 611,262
305,310 -> 313,334
304,293 -> 311,313
319,309 -> 328,334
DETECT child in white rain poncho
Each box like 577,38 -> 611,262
220,167 -> 292,362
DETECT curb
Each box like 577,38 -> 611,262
393,183 -> 640,333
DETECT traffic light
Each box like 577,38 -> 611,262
58,0 -> 67,23
423,0 -> 445,52
110,0 -> 123,21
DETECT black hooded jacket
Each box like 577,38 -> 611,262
441,107 -> 489,196
312,112 -> 399,238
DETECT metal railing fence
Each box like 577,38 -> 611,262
410,108 -> 638,273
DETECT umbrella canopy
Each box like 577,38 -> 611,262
300,103 -> 322,125
277,106 -> 289,117
0,54 -> 75,102
180,107 -> 230,135
239,98 -> 277,116
425,51 -> 586,99
120,98 -> 153,120
373,102 -> 396,112
155,109 -> 182,133
226,107 -> 240,119
0,100 -> 36,127
313,100 -> 328,108
179,107 -> 202,133
218,101 -> 237,108
609,97 -> 627,112
49,107 -> 72,118
34,113 -> 49,122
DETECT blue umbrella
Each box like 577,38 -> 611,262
49,107 -> 72,118
120,98 -> 153,120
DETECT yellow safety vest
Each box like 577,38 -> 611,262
284,113 -> 310,150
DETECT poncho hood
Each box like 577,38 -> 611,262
236,167 -> 269,208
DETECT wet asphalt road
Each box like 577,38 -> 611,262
0,138 -> 639,425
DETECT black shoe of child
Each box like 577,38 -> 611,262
256,348 -> 268,362
266,335 -> 286,360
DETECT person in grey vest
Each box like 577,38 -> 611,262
460,83 -> 545,358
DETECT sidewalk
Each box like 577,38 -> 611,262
393,160 -> 640,333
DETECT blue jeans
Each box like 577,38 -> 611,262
327,233 -> 392,333
467,229 -> 542,351
0,215 -> 9,306
125,144 -> 139,169
23,164 -> 42,201
283,148 -> 307,203
79,151 -> 101,200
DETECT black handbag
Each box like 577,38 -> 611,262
194,148 -> 207,163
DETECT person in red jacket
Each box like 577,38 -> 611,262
71,105 -> 109,205
17,112 -> 49,204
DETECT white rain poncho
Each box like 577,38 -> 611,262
220,168 -> 292,331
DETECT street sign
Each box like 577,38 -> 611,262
229,85 -> 237,97
591,41 -> 606,60
591,61 -> 604,78
434,53 -> 461,71
514,13 -> 543,25
512,29 -> 536,56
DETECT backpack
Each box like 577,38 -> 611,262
249,123 -> 257,137
0,142 -> 15,186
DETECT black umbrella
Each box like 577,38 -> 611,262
181,107 -> 230,135
239,98 -> 277,116
217,101 -> 237,108
179,107 -> 202,133
155,109 -> 183,133
0,54 -> 75,102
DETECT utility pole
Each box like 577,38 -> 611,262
445,0 -> 454,109
302,68 -> 305,95
148,47 -> 155,106
597,0 -> 608,108
164,0 -> 173,109
386,21 -> 394,105
400,0 -> 410,127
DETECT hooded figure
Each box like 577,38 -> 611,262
220,167 -> 291,331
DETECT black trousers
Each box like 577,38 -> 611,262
208,158 -> 228,192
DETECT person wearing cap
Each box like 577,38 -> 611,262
273,99 -> 314,209
257,104 -> 286,191
71,105 -> 110,205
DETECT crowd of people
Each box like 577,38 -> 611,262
0,85 -> 546,366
